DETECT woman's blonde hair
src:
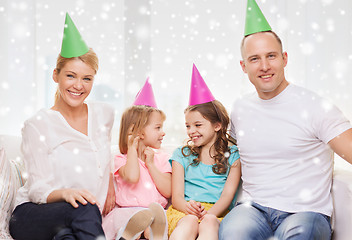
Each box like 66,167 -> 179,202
119,105 -> 166,154
54,48 -> 99,103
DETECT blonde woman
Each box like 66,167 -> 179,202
9,14 -> 115,240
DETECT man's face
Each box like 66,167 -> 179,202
240,32 -> 288,100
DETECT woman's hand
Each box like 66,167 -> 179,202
62,189 -> 98,208
48,188 -> 99,208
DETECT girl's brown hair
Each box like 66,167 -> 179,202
182,100 -> 233,174
119,105 -> 166,154
54,48 -> 99,103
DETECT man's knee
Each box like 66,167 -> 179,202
275,212 -> 331,240
219,205 -> 248,238
219,203 -> 272,240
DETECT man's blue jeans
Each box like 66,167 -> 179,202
219,201 -> 332,240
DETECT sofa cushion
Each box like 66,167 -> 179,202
0,148 -> 24,239
331,169 -> 352,240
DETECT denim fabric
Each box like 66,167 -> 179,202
9,202 -> 105,240
219,201 -> 331,240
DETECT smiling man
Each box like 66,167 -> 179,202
219,0 -> 352,240
240,31 -> 288,100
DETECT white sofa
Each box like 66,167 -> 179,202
1,134 -> 352,239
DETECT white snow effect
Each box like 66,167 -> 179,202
322,99 -> 333,112
136,25 -> 150,40
2,82 -> 9,90
277,18 -> 289,32
299,189 -> 312,202
73,148 -> 80,155
311,22 -> 320,30
75,165 -> 83,173
299,42 -> 315,55
0,0 -> 351,145
326,18 -> 335,32
334,60 -> 347,79
313,157 -> 321,164
127,81 -> 141,95
238,130 -> 245,137
322,0 -> 334,5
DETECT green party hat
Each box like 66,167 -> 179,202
60,13 -> 89,58
244,0 -> 272,36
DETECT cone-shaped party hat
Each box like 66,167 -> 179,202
60,13 -> 89,58
189,64 -> 215,106
244,0 -> 272,36
133,78 -> 157,108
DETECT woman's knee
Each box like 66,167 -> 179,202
69,203 -> 105,237
71,202 -> 102,223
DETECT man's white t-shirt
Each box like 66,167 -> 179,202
230,84 -> 351,216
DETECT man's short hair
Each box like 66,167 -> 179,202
240,31 -> 283,58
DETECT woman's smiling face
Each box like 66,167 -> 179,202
53,58 -> 95,109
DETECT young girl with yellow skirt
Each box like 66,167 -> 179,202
167,65 -> 241,240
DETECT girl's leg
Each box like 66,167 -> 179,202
147,202 -> 168,240
116,209 -> 153,240
103,207 -> 145,240
169,215 -> 199,240
197,214 -> 220,240
9,202 -> 105,240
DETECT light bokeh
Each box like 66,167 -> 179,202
0,0 -> 351,148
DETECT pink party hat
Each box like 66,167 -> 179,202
189,64 -> 215,106
133,78 -> 157,108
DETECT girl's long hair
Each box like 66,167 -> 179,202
182,100 -> 233,174
119,105 -> 166,154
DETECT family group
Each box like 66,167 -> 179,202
7,0 -> 352,240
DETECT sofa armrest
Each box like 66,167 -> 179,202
332,169 -> 352,240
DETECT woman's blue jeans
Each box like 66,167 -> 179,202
9,201 -> 105,240
219,201 -> 332,240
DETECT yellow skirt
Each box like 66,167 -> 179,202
166,202 -> 226,236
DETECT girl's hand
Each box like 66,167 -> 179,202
61,188 -> 99,208
102,190 -> 115,216
199,208 -> 208,220
127,134 -> 140,150
144,147 -> 155,166
185,200 -> 202,217
102,172 -> 116,216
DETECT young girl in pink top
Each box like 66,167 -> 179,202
103,79 -> 171,240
